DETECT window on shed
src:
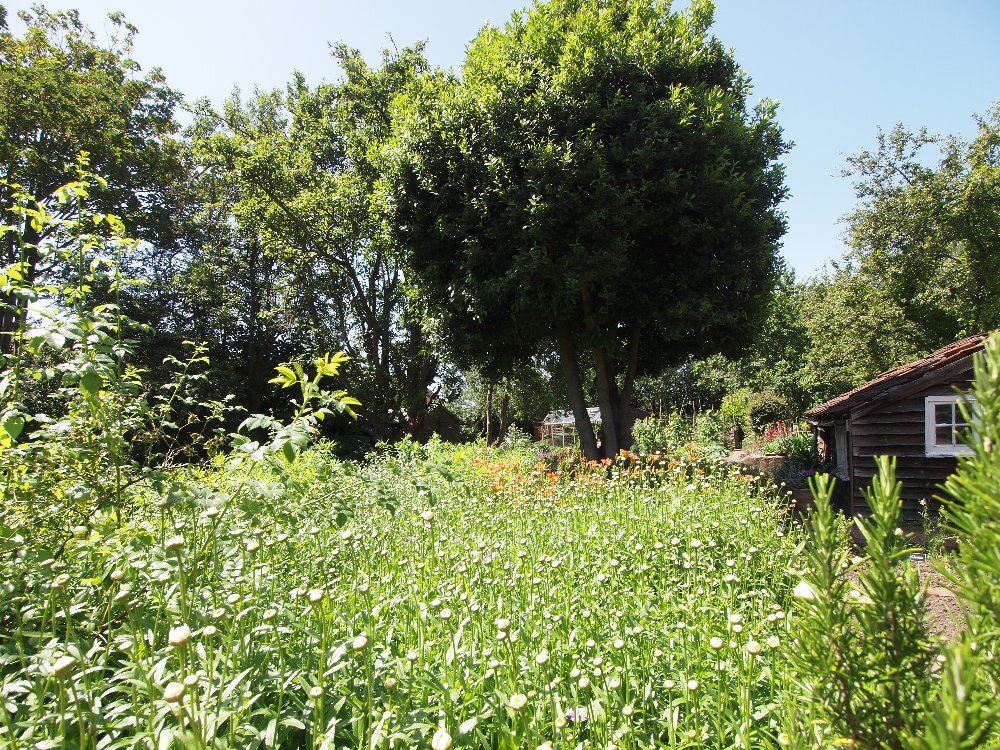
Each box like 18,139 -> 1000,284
924,395 -> 975,456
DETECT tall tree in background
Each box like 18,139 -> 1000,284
175,46 -> 439,439
0,6 -> 181,353
844,104 -> 1000,342
397,0 -> 788,459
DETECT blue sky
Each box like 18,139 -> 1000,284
7,0 -> 999,277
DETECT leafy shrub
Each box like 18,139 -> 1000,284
631,412 -> 688,454
761,429 -> 812,458
721,387 -> 752,430
940,331 -> 1000,697
692,408 -> 728,447
498,423 -> 534,451
747,390 -> 793,433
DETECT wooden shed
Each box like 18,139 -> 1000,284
804,334 -> 985,524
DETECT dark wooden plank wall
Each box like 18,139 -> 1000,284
850,370 -> 974,525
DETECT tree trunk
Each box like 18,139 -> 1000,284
556,330 -> 599,460
499,390 -> 510,442
592,344 -> 620,459
616,329 -> 641,450
484,380 -> 494,445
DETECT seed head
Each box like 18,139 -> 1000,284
496,617 -> 512,633
165,535 -> 185,551
309,685 -> 324,699
709,637 -> 724,650
169,625 -> 192,648
308,589 -> 325,604
352,634 -> 369,652
793,580 -> 817,601
52,573 -> 70,590
767,636 -> 781,649
431,727 -> 452,750
183,674 -> 199,688
163,681 -> 185,702
686,679 -> 699,691
535,650 -> 549,665
53,655 -> 77,679
746,640 -> 763,655
202,625 -> 218,638
509,693 -> 528,711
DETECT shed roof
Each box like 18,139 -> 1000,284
804,334 -> 986,422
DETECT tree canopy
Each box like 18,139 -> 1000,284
396,0 -> 788,457
843,105 -> 1000,341
0,5 -> 181,352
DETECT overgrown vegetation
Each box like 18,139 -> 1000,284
1,1 -> 999,746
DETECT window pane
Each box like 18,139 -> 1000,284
936,425 -> 954,444
935,403 -> 953,425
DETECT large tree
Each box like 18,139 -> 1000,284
0,6 -> 181,353
396,0 -> 788,458
843,104 -> 1000,340
172,46 -> 440,439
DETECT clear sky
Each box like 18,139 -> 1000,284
6,0 -> 999,278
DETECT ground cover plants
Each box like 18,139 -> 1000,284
2,442 -> 807,749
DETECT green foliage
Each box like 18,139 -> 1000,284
941,331 -> 1000,690
721,387 -> 753,431
630,413 -> 688,455
791,106 -> 1000,408
761,430 -> 811,459
233,352 -> 361,463
747,390 -> 793,434
787,462 -> 934,748
692,408 -> 728,448
0,6 -> 181,346
0,180 -> 359,553
148,44 -> 436,439
795,263 -> 926,406
844,105 -> 1000,338
397,0 -> 788,458
0,438 -> 805,748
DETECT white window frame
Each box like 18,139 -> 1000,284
924,395 -> 976,457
